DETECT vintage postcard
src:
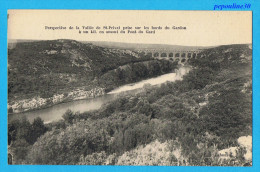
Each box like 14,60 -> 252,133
7,10 -> 252,166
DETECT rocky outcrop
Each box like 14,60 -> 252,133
8,87 -> 105,114
218,135 -> 252,162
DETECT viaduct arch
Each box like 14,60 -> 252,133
138,49 -> 202,61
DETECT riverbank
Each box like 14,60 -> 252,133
9,65 -> 191,123
8,87 -> 105,114
8,59 -> 181,115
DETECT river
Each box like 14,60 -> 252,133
8,66 -> 190,123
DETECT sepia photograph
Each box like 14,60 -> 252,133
7,10 -> 252,166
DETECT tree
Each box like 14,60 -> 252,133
62,109 -> 74,124
29,117 -> 47,144
15,117 -> 31,144
8,107 -> 13,113
11,139 -> 31,164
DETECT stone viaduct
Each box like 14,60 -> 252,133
137,48 -> 203,62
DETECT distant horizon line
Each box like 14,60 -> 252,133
7,38 -> 252,47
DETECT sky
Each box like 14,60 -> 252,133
7,10 -> 252,46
